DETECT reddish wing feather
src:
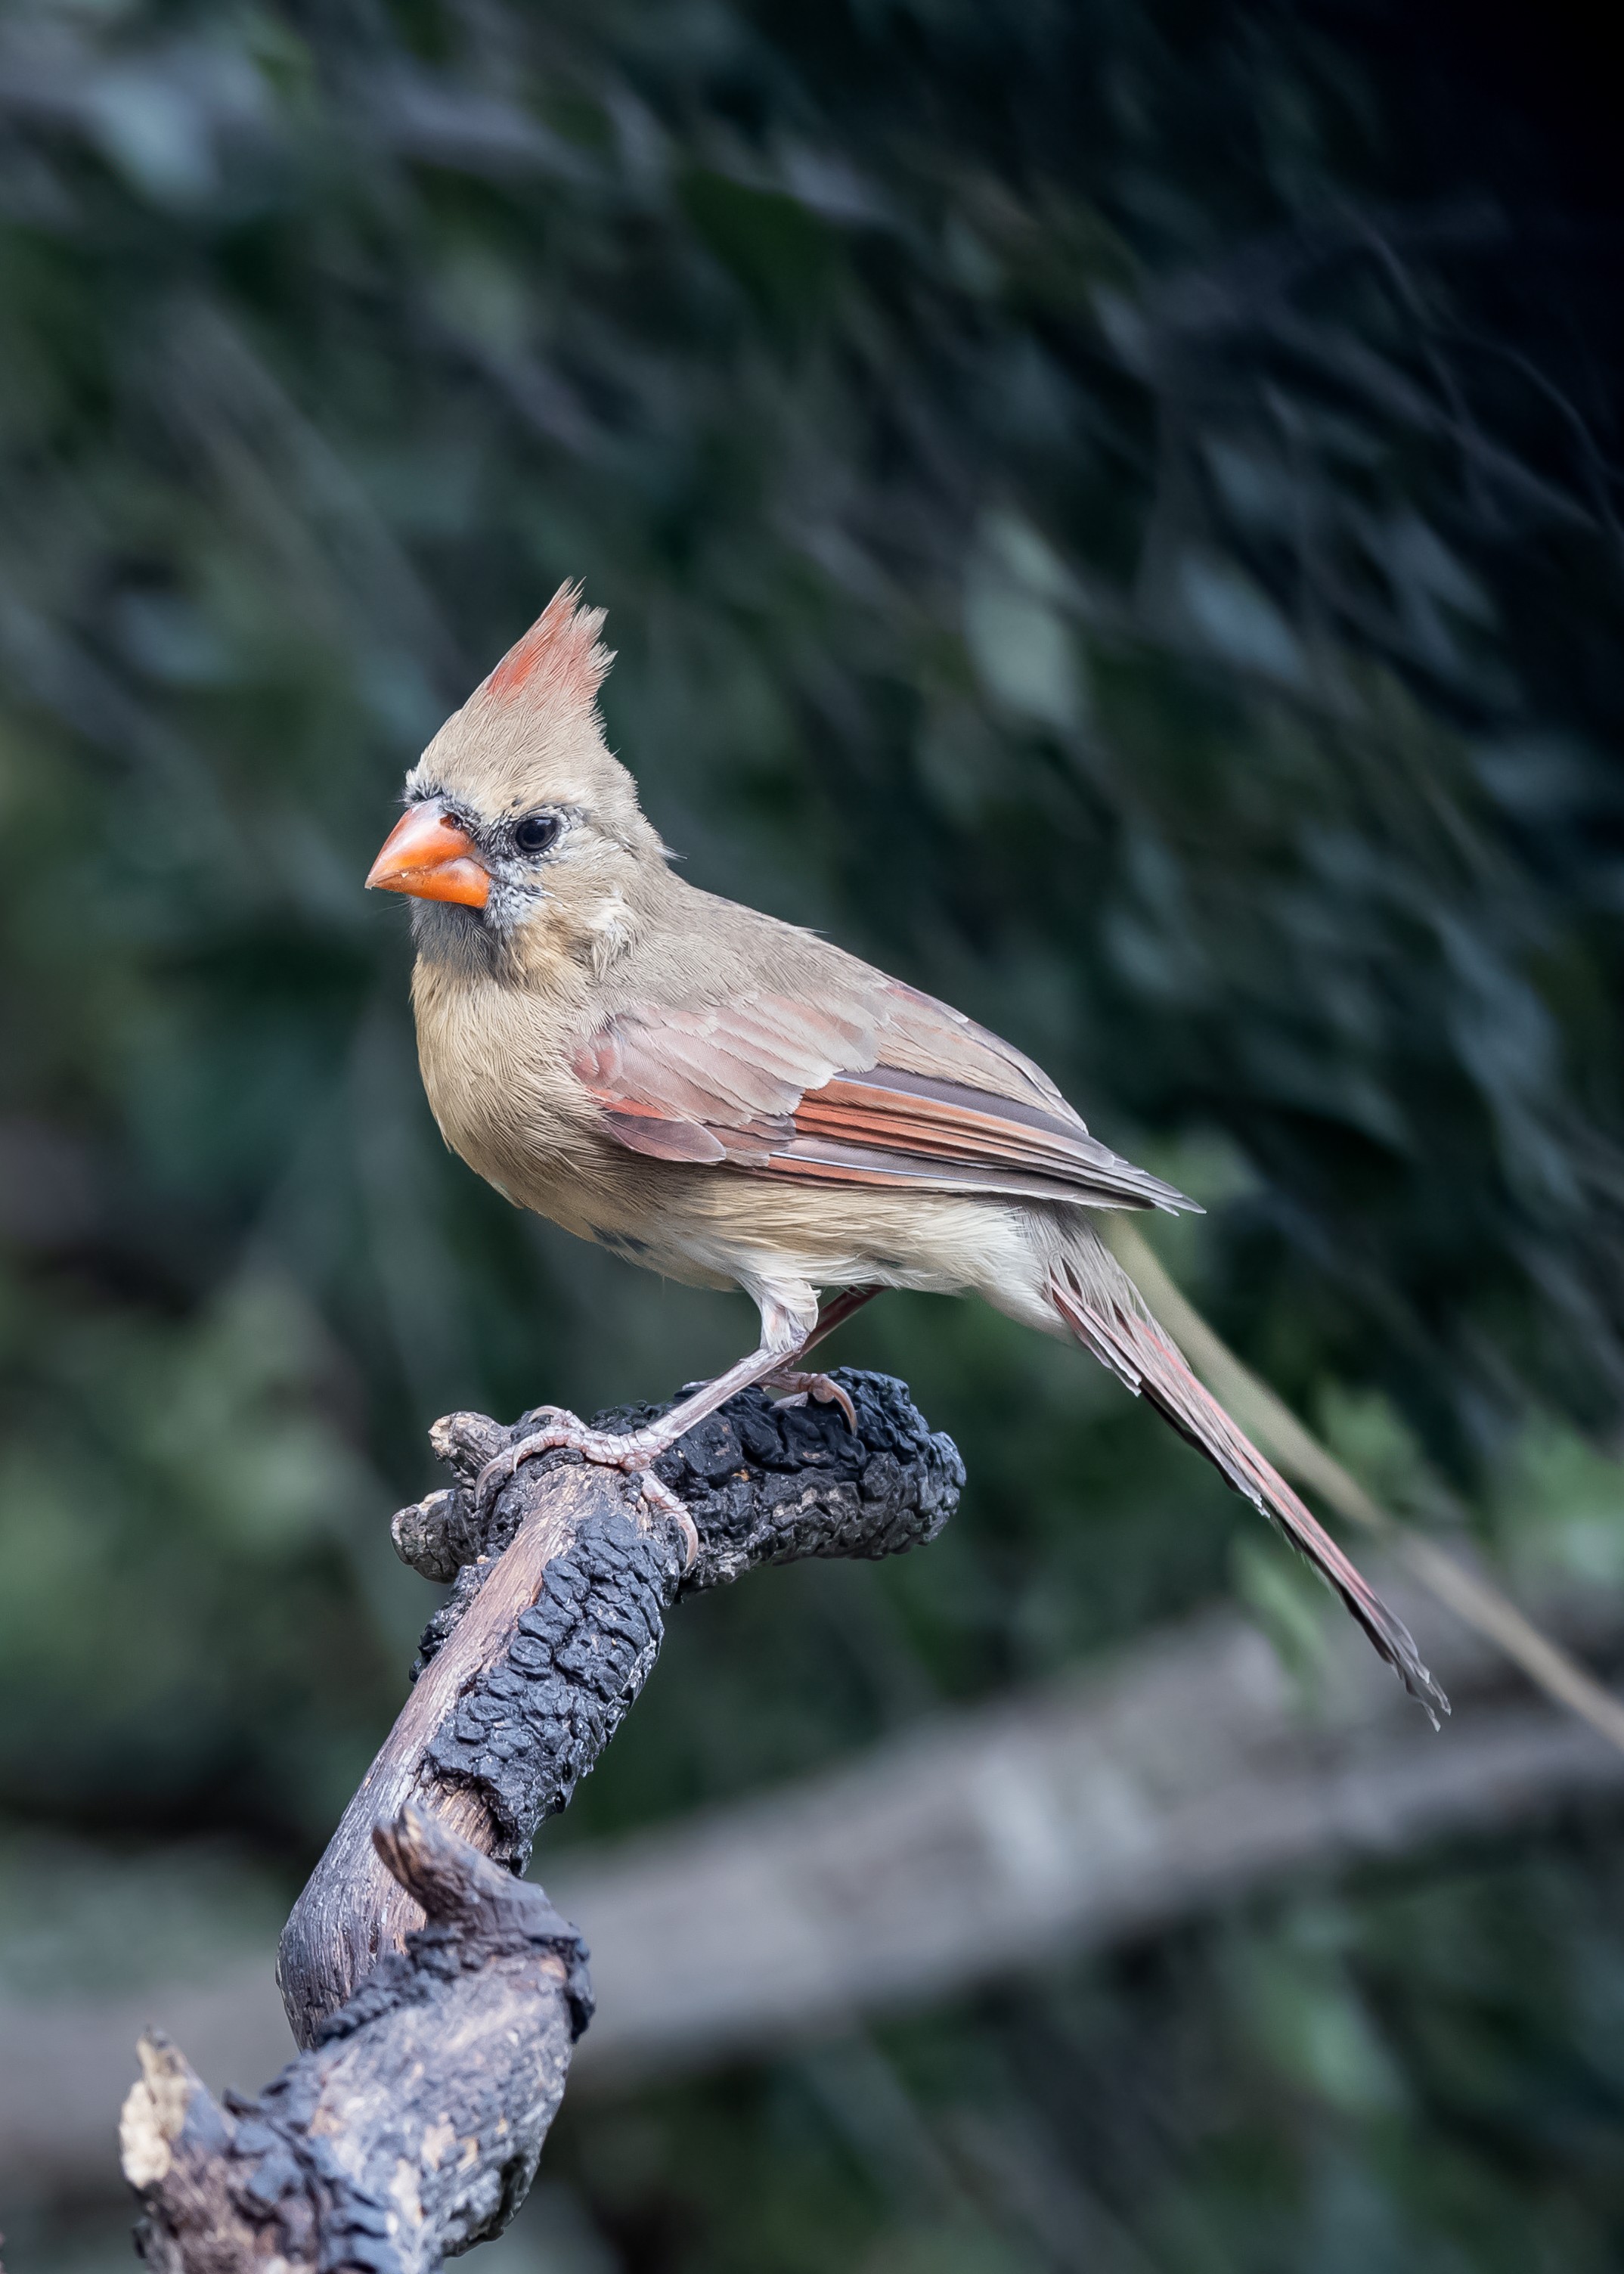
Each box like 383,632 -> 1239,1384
572,980 -> 1438,1708
575,982 -> 1194,1214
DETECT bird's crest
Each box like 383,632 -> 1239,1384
471,582 -> 614,720
410,579 -> 646,836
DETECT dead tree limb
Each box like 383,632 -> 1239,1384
120,1371 -> 962,2270
122,1807 -> 590,2274
554,1572 -> 1624,2082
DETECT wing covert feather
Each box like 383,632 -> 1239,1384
574,977 -> 1195,1215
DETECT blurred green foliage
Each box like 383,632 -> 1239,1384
4,0 -> 1624,2266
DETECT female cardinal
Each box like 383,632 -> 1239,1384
367,584 -> 1443,1714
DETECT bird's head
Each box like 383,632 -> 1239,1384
367,583 -> 667,974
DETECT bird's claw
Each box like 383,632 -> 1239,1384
765,1369 -> 858,1430
473,1410 -> 698,1571
632,1466 -> 701,1571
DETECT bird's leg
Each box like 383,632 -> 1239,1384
472,1288 -> 826,1568
760,1284 -> 884,1426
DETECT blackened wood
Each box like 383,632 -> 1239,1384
277,1372 -> 961,2049
123,1807 -> 590,2274
275,1465 -> 663,2052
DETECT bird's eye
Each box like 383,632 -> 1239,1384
513,811 -> 562,856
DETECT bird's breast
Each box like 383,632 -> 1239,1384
411,954 -> 598,1202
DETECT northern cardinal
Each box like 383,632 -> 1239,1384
368,585 -> 1443,1715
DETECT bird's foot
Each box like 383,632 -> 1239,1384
473,1409 -> 699,1571
762,1369 -> 858,1429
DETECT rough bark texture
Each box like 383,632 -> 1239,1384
122,1370 -> 962,2273
416,1376 -> 963,1854
122,1807 -> 590,2274
277,1370 -> 961,2049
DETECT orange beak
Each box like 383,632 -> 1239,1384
366,802 -> 491,908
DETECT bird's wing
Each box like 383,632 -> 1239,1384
573,978 -> 1195,1212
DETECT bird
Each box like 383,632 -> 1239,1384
367,582 -> 1444,1718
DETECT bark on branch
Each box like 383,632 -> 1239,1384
122,1807 -> 589,2274
120,1371 -> 962,2272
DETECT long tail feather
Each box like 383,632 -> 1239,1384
1050,1252 -> 1448,1723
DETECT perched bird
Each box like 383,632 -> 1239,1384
368,584 -> 1443,1716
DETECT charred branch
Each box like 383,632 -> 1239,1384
120,1371 -> 962,2272
278,1370 -> 959,2049
122,1807 -> 589,2274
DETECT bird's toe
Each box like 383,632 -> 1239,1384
768,1370 -> 857,1429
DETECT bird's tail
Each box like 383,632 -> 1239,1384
1049,1238 -> 1448,1723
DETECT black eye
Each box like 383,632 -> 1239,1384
513,811 -> 562,856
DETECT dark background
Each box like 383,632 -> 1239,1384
4,2 -> 1624,2268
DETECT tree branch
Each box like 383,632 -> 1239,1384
123,1807 -> 589,2274
120,1370 -> 962,2269
552,1565 -> 1624,2083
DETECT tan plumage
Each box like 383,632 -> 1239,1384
370,584 -> 1445,1717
